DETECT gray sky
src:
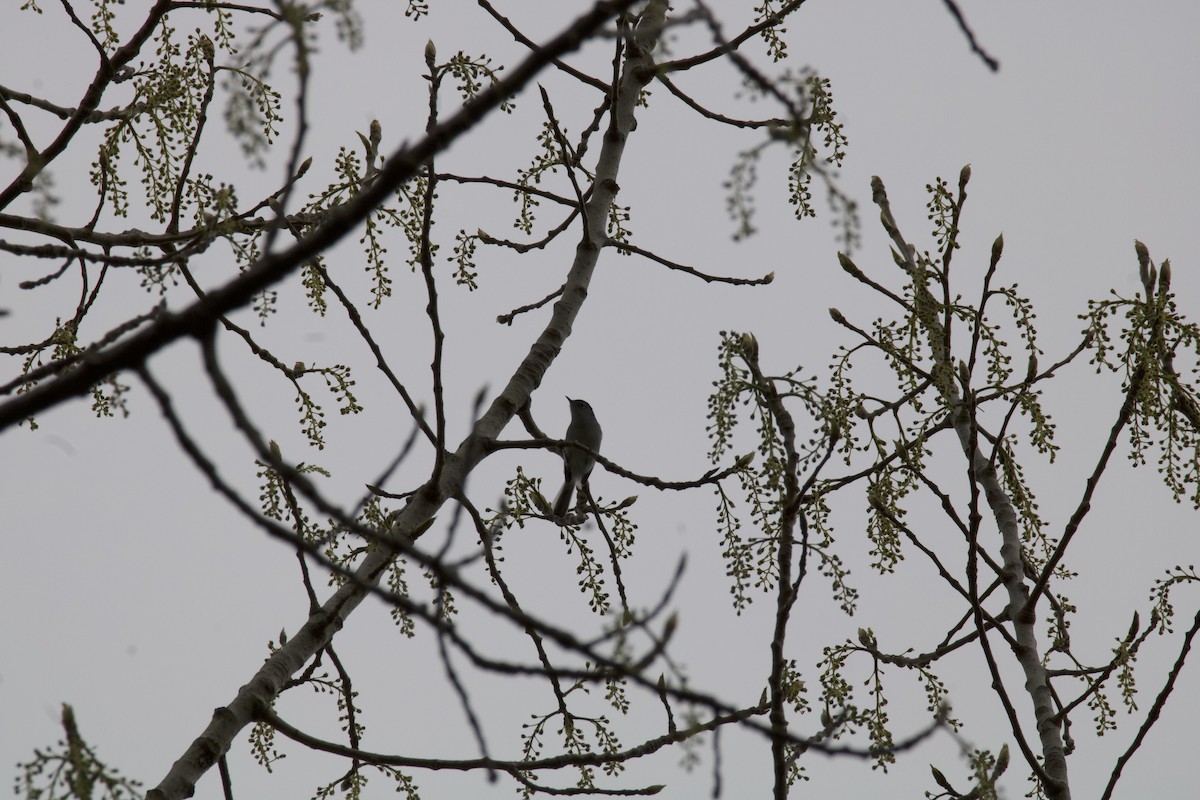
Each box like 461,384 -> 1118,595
3,2 -> 1199,797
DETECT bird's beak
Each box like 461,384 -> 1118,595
565,395 -> 574,403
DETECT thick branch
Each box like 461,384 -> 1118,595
145,3 -> 652,797
871,172 -> 1069,798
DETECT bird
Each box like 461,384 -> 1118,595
553,397 -> 602,519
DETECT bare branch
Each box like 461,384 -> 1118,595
940,0 -> 1000,72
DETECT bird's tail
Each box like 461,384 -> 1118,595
553,479 -> 577,518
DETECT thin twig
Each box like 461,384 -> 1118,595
940,0 -> 1000,71
1101,607 -> 1200,800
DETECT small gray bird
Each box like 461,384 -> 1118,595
553,397 -> 602,519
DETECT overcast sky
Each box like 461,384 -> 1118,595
3,2 -> 1199,798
